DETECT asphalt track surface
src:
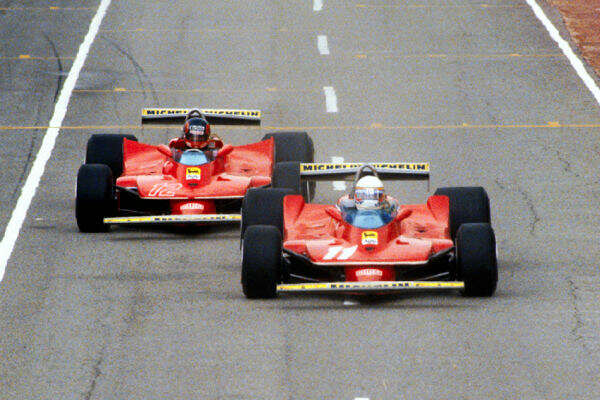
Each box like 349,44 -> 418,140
1,1 -> 599,399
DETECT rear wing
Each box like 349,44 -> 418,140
141,108 -> 261,125
299,163 -> 429,181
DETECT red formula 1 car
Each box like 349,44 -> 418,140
75,108 -> 314,232
240,163 -> 497,298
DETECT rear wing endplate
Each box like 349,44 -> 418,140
141,108 -> 261,125
299,163 -> 429,181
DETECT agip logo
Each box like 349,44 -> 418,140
361,231 -> 378,245
186,167 -> 201,180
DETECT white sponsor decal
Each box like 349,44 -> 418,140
180,203 -> 203,211
355,269 -> 383,277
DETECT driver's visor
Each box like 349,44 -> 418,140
355,188 -> 384,203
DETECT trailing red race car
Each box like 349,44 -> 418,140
240,163 -> 497,298
75,108 -> 314,232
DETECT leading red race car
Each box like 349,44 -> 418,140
240,163 -> 497,298
75,108 -> 314,232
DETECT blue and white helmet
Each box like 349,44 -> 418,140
354,175 -> 385,210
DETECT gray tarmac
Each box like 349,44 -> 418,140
1,0 -> 599,399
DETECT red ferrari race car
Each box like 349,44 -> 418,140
240,163 -> 497,298
75,108 -> 314,232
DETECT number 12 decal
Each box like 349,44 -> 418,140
148,182 -> 183,197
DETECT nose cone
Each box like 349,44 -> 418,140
346,267 -> 395,282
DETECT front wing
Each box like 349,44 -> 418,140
104,214 -> 241,225
277,280 -> 464,294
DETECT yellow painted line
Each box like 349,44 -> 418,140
351,52 -> 564,60
2,122 -> 600,131
355,3 -> 525,9
0,6 -> 94,10
0,55 -> 75,61
71,87 -> 318,94
99,27 -> 302,33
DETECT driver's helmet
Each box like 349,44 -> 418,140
182,117 -> 211,149
354,175 -> 386,210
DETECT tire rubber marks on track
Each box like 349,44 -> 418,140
0,0 -> 113,282
323,86 -> 338,113
524,0 -> 600,106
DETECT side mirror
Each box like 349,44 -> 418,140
325,206 -> 343,222
157,144 -> 172,157
217,144 -> 233,158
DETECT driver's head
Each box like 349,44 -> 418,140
182,117 -> 211,149
354,175 -> 386,210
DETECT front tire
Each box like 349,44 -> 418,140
76,164 -> 114,232
434,186 -> 490,240
262,131 -> 315,200
455,223 -> 497,297
242,225 -> 282,299
85,133 -> 137,180
241,188 -> 293,238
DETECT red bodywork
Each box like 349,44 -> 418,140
282,194 -> 453,282
115,138 -> 274,215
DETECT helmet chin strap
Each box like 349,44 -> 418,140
350,164 -> 380,197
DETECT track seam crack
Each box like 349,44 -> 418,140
495,178 -> 540,235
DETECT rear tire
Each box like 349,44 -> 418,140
455,223 -> 497,297
272,161 -> 306,198
242,225 -> 282,299
241,188 -> 293,238
262,132 -> 315,200
85,133 -> 137,180
434,186 -> 490,240
76,164 -> 114,232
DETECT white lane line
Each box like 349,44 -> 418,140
524,0 -> 600,106
331,156 -> 346,190
323,86 -> 338,113
0,0 -> 113,282
343,298 -> 359,306
313,0 -> 323,12
354,398 -> 370,400
317,35 -> 330,55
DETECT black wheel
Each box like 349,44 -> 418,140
273,161 -> 307,198
262,131 -> 315,200
434,186 -> 490,240
455,223 -> 497,297
76,164 -> 114,232
85,133 -> 137,180
242,225 -> 282,299
262,131 -> 314,163
241,188 -> 293,238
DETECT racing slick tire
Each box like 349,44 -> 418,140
455,223 -> 497,297
272,161 -> 308,199
242,225 -> 282,299
241,188 -> 294,238
76,164 -> 114,232
434,186 -> 490,240
262,131 -> 315,200
85,133 -> 137,181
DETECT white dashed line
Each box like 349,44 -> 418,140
317,35 -> 329,55
343,298 -> 359,306
323,86 -> 338,113
354,398 -> 370,400
524,0 -> 600,105
331,156 -> 346,190
313,0 -> 323,11
0,0 -> 113,282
